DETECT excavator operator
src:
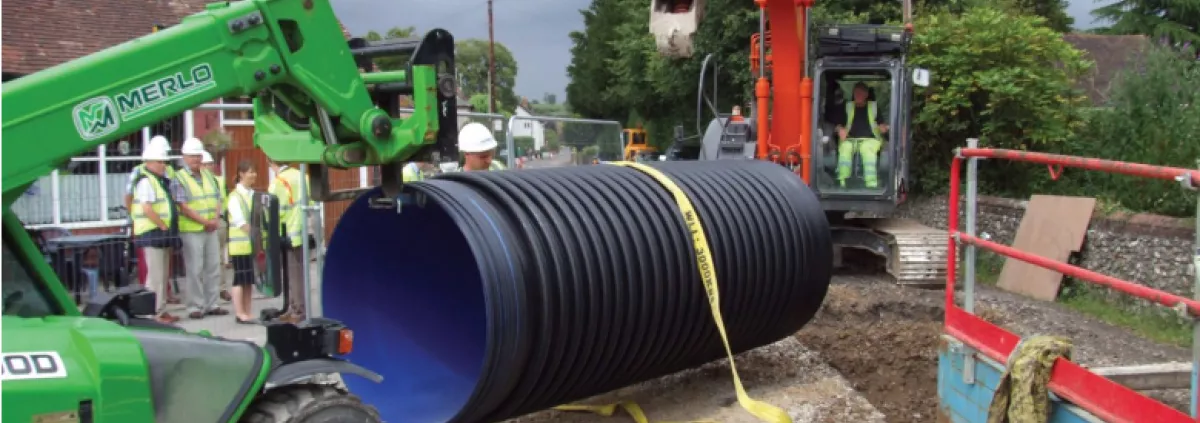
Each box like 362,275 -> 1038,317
834,82 -> 890,188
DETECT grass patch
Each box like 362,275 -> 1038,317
1059,284 -> 1193,348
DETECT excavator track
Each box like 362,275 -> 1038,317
831,218 -> 948,286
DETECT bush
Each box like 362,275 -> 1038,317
1056,44 -> 1200,217
907,6 -> 1092,195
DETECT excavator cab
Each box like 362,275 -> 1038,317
622,127 -> 660,162
649,0 -> 704,58
809,24 -> 928,214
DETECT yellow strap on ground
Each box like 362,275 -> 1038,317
552,161 -> 792,423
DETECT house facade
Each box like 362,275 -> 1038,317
3,0 -> 366,239
511,105 -> 546,152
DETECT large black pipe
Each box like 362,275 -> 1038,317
322,160 -> 833,423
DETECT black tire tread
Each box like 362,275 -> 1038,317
239,384 -> 381,423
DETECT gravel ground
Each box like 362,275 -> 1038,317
501,271 -> 1192,423
802,272 -> 1193,423
508,336 -> 886,423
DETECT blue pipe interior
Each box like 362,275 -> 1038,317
323,191 -> 489,423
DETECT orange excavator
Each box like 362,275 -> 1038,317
649,0 -> 946,285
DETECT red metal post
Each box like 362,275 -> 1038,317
957,232 -> 1200,315
946,156 -> 961,312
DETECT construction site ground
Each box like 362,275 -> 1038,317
184,267 -> 1193,423
512,272 -> 1193,423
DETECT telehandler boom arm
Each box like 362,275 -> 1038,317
1,0 -> 452,208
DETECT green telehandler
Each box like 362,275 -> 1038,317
1,0 -> 462,421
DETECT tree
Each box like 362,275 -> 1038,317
543,93 -> 558,105
456,39 -> 519,113
1060,44 -> 1199,216
1091,0 -> 1200,44
1005,0 -> 1074,32
907,6 -> 1092,194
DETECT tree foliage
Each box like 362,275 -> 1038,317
456,39 -> 519,113
1056,44 -> 1200,216
1091,0 -> 1200,44
907,6 -> 1092,194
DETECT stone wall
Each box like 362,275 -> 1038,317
895,195 -> 1196,299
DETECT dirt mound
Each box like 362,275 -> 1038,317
794,284 -> 943,423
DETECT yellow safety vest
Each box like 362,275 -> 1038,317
270,166 -> 312,246
845,100 -> 882,140
177,168 -> 220,232
402,162 -> 425,182
212,170 -> 227,206
131,171 -> 173,237
227,189 -> 264,256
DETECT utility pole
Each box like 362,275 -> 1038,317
488,0 -> 497,114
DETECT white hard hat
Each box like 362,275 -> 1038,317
457,123 -> 498,153
181,137 -> 205,156
142,144 -> 170,161
201,151 -> 214,164
148,135 -> 171,152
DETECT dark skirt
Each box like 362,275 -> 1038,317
230,255 -> 256,286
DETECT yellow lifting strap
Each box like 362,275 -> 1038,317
553,161 -> 792,423
986,335 -> 1073,423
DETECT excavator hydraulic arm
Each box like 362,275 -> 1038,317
1,0 -> 455,207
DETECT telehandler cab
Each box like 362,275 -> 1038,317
0,0 -> 460,421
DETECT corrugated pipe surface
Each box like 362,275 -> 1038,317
322,160 -> 833,423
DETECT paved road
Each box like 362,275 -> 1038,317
521,148 -> 575,169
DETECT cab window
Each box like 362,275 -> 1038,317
2,236 -> 60,318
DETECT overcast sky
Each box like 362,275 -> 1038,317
332,0 -> 1116,105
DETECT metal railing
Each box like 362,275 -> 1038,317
946,138 -> 1200,423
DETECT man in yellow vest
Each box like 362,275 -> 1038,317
177,138 -> 227,319
130,141 -> 180,323
834,82 -> 890,189
201,150 -> 234,302
451,122 -> 508,172
126,135 -> 181,303
268,158 -> 315,323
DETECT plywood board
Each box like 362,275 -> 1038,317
995,195 -> 1096,301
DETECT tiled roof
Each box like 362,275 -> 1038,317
3,0 -> 355,75
1063,33 -> 1152,105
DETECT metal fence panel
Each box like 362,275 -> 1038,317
506,115 -> 622,169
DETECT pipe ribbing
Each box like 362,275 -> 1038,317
322,160 -> 832,423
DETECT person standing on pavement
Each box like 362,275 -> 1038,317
227,159 -> 262,324
202,150 -> 233,302
130,142 -> 181,323
126,136 -> 180,301
268,158 -> 313,323
176,138 -> 227,319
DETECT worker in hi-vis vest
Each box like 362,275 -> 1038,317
130,140 -> 180,324
268,157 -> 315,323
176,137 -> 227,319
834,82 -> 890,188
201,150 -> 233,302
451,123 -> 507,172
226,159 -> 265,324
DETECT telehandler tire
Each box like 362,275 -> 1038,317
240,384 -> 382,423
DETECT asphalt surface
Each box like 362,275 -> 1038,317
520,147 -> 575,169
